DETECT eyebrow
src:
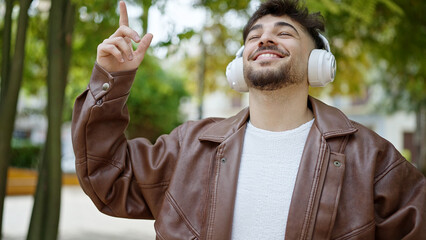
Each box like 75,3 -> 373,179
248,21 -> 299,36
275,21 -> 299,35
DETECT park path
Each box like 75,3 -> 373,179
3,186 -> 156,240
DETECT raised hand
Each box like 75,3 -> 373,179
96,1 -> 153,72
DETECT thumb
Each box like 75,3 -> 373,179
135,33 -> 153,57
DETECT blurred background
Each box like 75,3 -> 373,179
0,0 -> 425,239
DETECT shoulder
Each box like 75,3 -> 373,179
343,119 -> 416,181
349,119 -> 402,159
177,117 -> 225,135
176,108 -> 250,142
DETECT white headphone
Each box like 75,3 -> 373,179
225,33 -> 336,92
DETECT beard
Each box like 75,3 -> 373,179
243,47 -> 302,91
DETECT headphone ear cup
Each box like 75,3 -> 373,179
308,49 -> 336,87
226,57 -> 249,92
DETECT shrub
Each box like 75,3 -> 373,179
10,143 -> 42,169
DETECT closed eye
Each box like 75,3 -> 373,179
248,35 -> 260,41
278,32 -> 291,37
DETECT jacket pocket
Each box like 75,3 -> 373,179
154,191 -> 198,240
313,152 -> 346,239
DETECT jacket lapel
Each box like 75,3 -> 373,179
199,108 -> 249,240
285,97 -> 357,240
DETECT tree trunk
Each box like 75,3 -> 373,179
1,0 -> 14,103
140,0 -> 152,35
197,37 -> 206,120
27,0 -> 75,239
416,106 -> 426,175
0,0 -> 32,237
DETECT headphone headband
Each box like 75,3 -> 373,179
317,33 -> 331,52
236,46 -> 244,57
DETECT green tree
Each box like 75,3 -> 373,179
368,0 -> 426,174
27,0 -> 75,239
0,1 -> 117,237
183,0 -> 252,118
75,0 -> 190,140
0,0 -> 33,236
64,0 -> 123,121
126,53 -> 188,142
305,0 -> 425,173
303,0 -> 403,96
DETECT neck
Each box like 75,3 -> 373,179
248,83 -> 313,132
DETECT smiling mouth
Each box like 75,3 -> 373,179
249,46 -> 289,61
254,53 -> 284,61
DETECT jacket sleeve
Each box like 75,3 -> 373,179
374,153 -> 426,239
71,63 -> 181,219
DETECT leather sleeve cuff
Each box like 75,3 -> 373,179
89,62 -> 137,101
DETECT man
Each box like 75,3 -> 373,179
71,0 -> 425,239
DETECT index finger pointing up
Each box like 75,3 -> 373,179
119,1 -> 129,27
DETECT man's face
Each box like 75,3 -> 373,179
243,14 -> 315,91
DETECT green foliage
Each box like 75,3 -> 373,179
1,0 -> 190,144
22,8 -> 48,95
126,53 -> 188,142
319,0 -> 426,113
195,0 -> 251,14
368,0 -> 426,112
304,0 -> 405,98
10,141 -> 41,169
64,0 -> 190,142
64,1 -> 122,121
179,0 -> 252,97
6,0 -> 424,141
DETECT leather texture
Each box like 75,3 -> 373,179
71,63 -> 426,240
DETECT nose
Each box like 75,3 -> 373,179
258,33 -> 276,47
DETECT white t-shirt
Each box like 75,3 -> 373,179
231,119 -> 314,240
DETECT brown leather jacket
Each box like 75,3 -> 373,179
72,63 -> 426,240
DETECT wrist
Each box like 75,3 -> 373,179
95,61 -> 138,76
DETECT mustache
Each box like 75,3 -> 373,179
248,45 -> 289,60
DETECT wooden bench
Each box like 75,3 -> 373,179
6,167 -> 79,196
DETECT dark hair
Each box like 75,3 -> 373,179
243,0 -> 325,49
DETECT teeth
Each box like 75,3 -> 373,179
258,53 -> 280,59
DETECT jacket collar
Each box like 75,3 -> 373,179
199,96 -> 357,142
308,96 -> 358,139
198,108 -> 249,143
